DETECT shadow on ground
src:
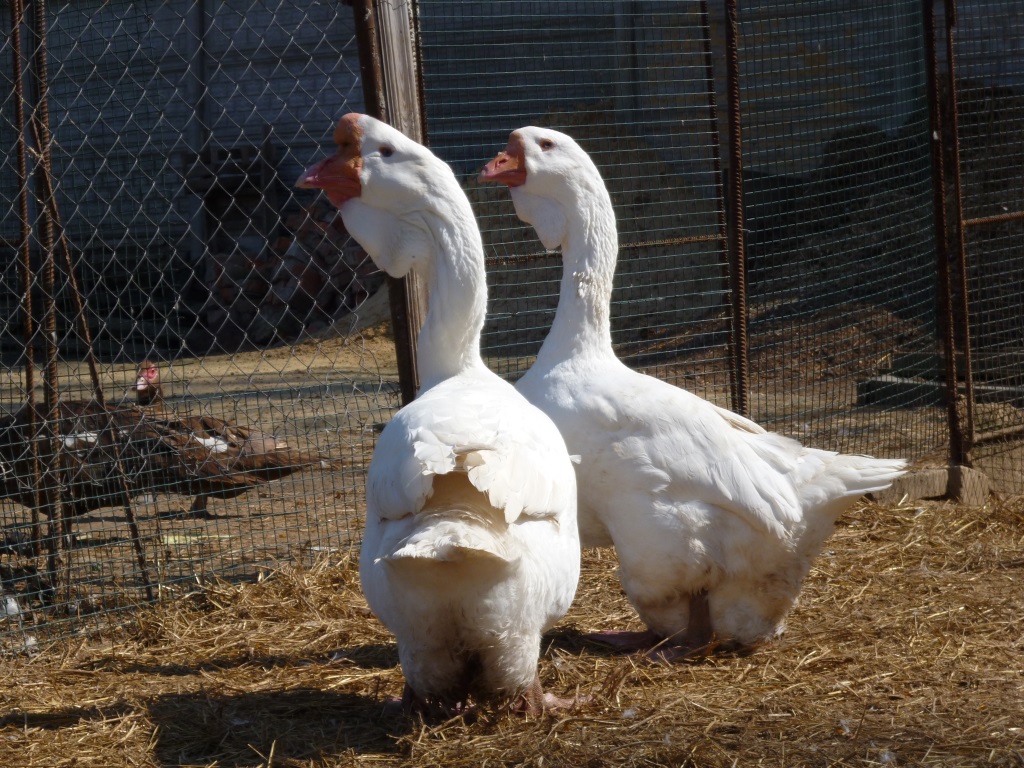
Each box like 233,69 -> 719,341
148,687 -> 408,766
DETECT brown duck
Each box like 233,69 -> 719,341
134,361 -> 335,517
0,399 -> 165,518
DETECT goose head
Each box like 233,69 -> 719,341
479,126 -> 603,251
297,113 -> 451,279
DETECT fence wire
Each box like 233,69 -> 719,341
417,0 -> 950,460
417,0 -> 733,396
1,0 -> 397,651
1,0 -> 1023,649
734,0 -> 948,460
952,1 -> 1024,493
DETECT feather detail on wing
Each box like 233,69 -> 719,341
597,379 -> 806,539
364,380 -> 576,567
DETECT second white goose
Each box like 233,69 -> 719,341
481,126 -> 907,659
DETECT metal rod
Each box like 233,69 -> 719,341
972,421 -> 1024,448
962,209 -> 1024,228
942,0 -> 976,461
27,0 -> 65,596
723,0 -> 750,417
922,0 -> 965,466
351,0 -> 422,405
698,0 -> 734,405
9,0 -> 44,560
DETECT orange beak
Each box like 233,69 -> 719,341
296,113 -> 364,207
479,133 -> 527,187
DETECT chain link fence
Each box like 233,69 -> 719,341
418,1 -> 731,395
734,0 -> 948,460
1,0 -> 1021,649
1,0 -> 398,651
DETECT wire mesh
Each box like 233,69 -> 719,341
734,0 -> 948,460
0,0 -> 398,650
952,2 -> 1024,494
417,0 -> 952,463
416,0 -> 733,398
2,0 -> 1023,650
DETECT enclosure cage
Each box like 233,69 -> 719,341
1,0 -> 1022,649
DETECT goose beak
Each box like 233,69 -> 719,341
297,113 -> 364,207
479,134 -> 526,187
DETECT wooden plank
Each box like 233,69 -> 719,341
355,0 -> 428,402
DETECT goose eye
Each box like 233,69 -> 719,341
539,139 -> 554,150
379,146 -> 394,158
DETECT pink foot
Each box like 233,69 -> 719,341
516,676 -> 589,714
541,691 -> 591,710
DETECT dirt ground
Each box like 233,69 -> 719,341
0,495 -> 1021,768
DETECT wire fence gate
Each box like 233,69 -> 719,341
1,0 -> 1021,649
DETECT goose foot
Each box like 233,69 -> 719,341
379,695 -> 406,717
515,675 -> 588,714
400,682 -> 426,716
645,637 -> 720,663
178,497 -> 217,519
395,684 -> 475,719
582,629 -> 660,652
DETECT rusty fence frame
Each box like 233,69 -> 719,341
364,0 -> 1000,477
1,0 -> 1018,646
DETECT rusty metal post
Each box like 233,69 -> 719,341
34,167 -> 155,601
22,0 -> 154,600
9,0 -> 45,559
697,0 -> 734,406
26,0 -> 66,592
922,0 -> 972,466
351,0 -> 427,405
723,0 -> 750,417
940,0 -> 975,460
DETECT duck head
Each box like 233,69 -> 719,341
135,361 -> 162,406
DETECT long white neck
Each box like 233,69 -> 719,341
535,180 -> 618,366
414,199 -> 489,390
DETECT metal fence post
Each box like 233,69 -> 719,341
723,0 -> 750,418
923,0 -> 973,466
9,0 -> 44,558
352,0 -> 427,405
698,0 -> 733,410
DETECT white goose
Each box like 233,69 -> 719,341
481,126 -> 907,658
297,115 -> 580,712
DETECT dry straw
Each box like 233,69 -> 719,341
2,496 -> 1022,767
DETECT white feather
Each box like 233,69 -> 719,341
190,435 -> 230,454
62,431 -> 99,449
